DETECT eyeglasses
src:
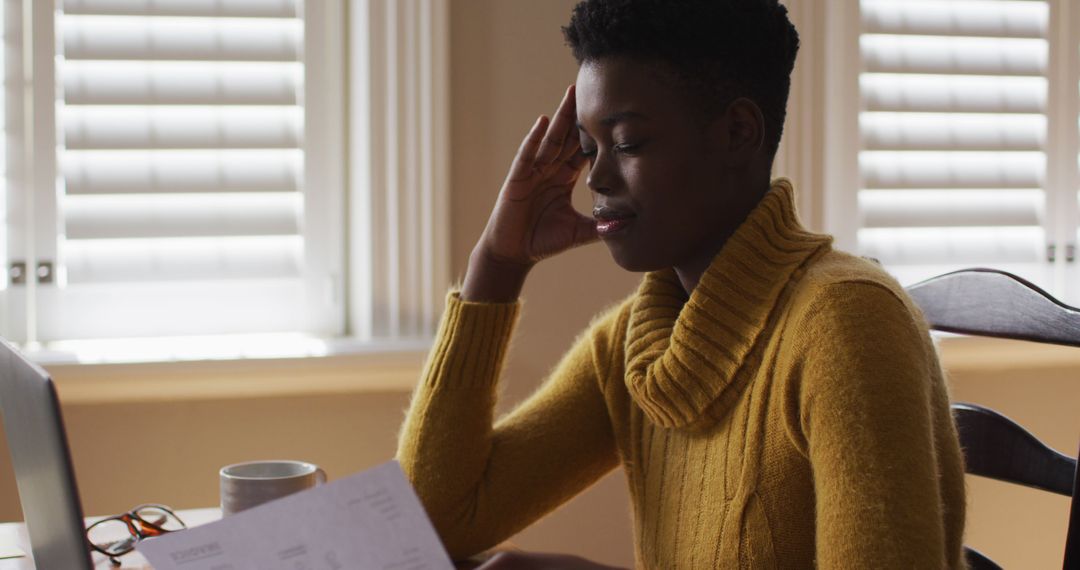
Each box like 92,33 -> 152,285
86,504 -> 187,566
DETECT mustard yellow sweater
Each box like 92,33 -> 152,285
398,179 -> 967,568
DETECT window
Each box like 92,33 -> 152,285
858,0 -> 1051,289
0,0 -> 449,356
783,0 -> 1080,305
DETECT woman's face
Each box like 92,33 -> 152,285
576,57 -> 761,274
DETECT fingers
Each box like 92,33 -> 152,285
556,134 -> 581,164
507,115 -> 550,182
567,147 -> 589,171
550,149 -> 589,186
534,85 -> 578,166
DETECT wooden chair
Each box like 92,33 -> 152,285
906,268 -> 1079,570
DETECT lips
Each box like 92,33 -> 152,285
593,204 -> 636,236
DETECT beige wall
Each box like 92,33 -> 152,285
0,2 -> 1077,569
944,348 -> 1080,570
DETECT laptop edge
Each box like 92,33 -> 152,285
0,338 -> 95,569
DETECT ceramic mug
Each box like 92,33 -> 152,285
219,460 -> 327,516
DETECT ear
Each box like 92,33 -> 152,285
713,97 -> 765,165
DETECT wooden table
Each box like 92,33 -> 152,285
0,509 -> 500,569
0,508 -> 221,569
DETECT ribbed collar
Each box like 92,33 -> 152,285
624,178 -> 833,430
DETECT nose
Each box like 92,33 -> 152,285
586,150 -> 615,195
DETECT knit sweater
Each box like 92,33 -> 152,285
397,178 -> 967,568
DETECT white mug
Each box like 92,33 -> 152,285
219,460 -> 327,517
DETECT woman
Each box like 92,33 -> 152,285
398,1 -> 967,568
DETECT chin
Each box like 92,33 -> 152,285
603,241 -> 665,274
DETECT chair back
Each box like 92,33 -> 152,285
906,269 -> 1079,570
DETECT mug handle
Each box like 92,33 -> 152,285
315,467 -> 328,485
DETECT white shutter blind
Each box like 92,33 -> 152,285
858,0 -> 1051,286
41,0 -> 313,339
0,2 -> 7,312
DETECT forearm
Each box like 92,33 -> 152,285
461,245 -> 533,303
397,293 -> 519,532
397,295 -> 621,559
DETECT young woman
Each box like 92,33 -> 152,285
398,1 -> 967,568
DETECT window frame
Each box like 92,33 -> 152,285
780,0 -> 1080,304
0,0 -> 450,360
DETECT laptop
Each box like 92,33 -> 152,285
0,337 -> 95,569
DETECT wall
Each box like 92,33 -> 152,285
941,340 -> 1080,570
0,2 -> 1077,569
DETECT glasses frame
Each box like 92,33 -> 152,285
85,503 -> 187,566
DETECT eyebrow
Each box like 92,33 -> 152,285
576,110 -> 650,131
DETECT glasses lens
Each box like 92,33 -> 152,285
134,506 -> 185,534
87,519 -> 137,555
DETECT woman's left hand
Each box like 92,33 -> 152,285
472,551 -> 627,570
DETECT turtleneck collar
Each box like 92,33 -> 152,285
624,178 -> 833,430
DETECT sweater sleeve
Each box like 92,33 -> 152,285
794,281 -> 950,568
396,292 -> 621,560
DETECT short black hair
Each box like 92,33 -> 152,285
563,0 -> 799,159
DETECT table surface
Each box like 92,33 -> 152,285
0,509 -> 496,569
0,508 -> 222,569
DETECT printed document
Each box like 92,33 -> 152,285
136,461 -> 454,570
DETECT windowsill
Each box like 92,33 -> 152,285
23,334 -> 433,366
34,337 -> 431,405
31,333 -> 1077,406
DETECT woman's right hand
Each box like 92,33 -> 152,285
461,85 -> 596,302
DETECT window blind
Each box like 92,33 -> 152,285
0,2 -> 6,280
858,0 -> 1050,286
0,2 -> 6,292
44,0 -> 309,338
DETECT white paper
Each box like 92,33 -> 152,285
136,460 -> 454,570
